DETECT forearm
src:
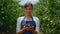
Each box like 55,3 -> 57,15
17,31 -> 23,34
17,29 -> 25,34
31,30 -> 38,34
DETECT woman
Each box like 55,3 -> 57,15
16,2 -> 40,34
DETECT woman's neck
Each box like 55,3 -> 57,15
25,15 -> 32,20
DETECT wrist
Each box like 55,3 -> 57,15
32,30 -> 37,34
22,28 -> 26,32
31,29 -> 35,32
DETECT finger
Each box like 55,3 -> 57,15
25,27 -> 30,30
24,24 -> 29,27
23,26 -> 25,28
28,24 -> 31,26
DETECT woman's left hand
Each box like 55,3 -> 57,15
29,26 -> 34,31
28,24 -> 37,34
25,24 -> 34,31
24,24 -> 37,34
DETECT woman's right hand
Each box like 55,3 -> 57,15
22,24 -> 30,31
22,25 -> 29,31
17,24 -> 31,34
17,26 -> 29,34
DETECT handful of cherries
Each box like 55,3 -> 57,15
24,24 -> 34,28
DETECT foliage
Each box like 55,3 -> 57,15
0,0 -> 20,34
33,0 -> 60,34
0,0 -> 60,34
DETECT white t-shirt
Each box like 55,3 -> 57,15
16,16 -> 40,34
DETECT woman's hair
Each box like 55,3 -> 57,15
24,2 -> 33,8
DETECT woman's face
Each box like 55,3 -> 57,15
24,6 -> 33,16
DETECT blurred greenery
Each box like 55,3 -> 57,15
0,0 -> 60,34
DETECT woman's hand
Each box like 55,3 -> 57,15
25,24 -> 34,31
24,24 -> 38,34
17,25 -> 29,34
17,24 -> 37,34
24,24 -> 33,31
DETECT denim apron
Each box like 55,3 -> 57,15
20,17 -> 36,34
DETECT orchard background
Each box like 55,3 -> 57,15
0,0 -> 60,34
